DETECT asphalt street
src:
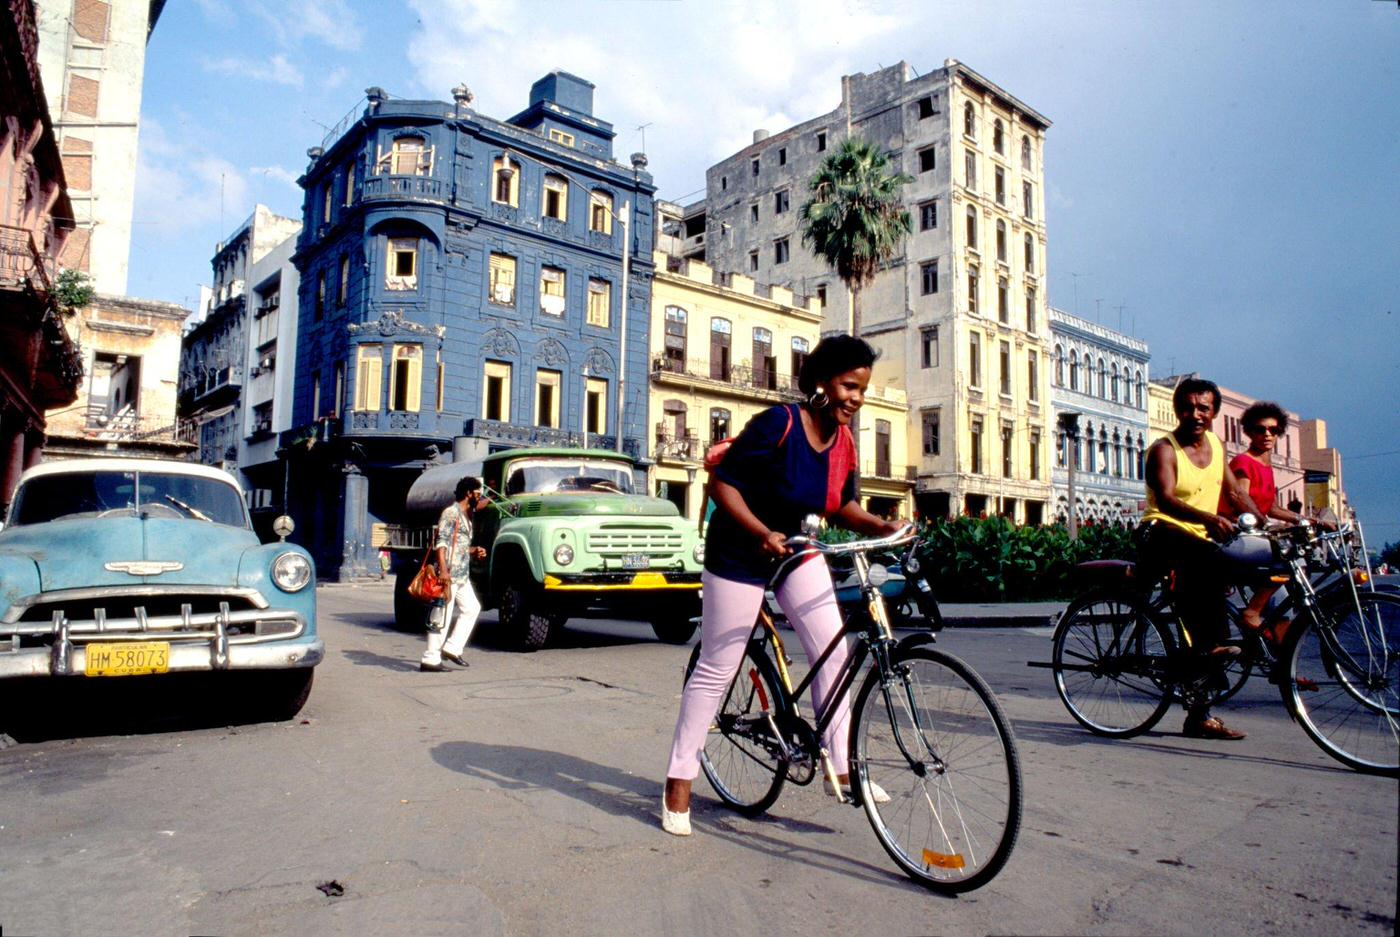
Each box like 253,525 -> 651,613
0,583 -> 1395,937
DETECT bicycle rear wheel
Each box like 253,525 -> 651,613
851,646 -> 1022,893
1283,592 -> 1400,776
685,641 -> 790,815
1052,590 -> 1174,738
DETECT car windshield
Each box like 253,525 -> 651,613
503,460 -> 635,496
8,471 -> 249,528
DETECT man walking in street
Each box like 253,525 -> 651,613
421,476 -> 487,672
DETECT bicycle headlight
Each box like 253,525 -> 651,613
868,563 -> 890,587
271,552 -> 312,592
693,543 -> 705,564
553,544 -> 575,566
903,554 -> 921,575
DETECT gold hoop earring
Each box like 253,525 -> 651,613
808,387 -> 830,410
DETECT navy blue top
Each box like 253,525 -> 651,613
705,404 -> 857,584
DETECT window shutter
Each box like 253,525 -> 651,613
420,145 -> 435,176
374,145 -> 391,174
406,350 -> 422,412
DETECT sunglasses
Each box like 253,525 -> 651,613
1247,424 -> 1280,436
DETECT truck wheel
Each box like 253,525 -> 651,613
393,565 -> 430,632
651,617 -> 698,645
500,578 -> 553,651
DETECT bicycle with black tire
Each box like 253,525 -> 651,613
1041,518 -> 1398,776
684,524 -> 1023,893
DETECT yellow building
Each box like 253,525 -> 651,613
648,251 -> 914,522
1147,379 -> 1176,442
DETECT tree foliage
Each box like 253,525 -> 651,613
798,137 -> 912,334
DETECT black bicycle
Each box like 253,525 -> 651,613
1041,517 -> 1399,776
684,525 -> 1022,893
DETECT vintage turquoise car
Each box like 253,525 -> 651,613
0,458 -> 322,720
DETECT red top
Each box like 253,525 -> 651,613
1221,452 -> 1276,518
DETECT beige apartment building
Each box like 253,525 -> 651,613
648,245 -> 913,522
34,0 -> 163,294
696,60 -> 1052,521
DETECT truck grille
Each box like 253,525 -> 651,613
587,531 -> 685,555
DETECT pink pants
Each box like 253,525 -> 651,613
666,558 -> 852,780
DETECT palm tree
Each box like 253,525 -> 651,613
799,137 -> 912,338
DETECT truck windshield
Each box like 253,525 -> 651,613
503,460 -> 635,496
9,471 -> 249,528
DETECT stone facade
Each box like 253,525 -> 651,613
285,74 -> 656,580
1,0 -> 83,510
1048,307 -> 1150,524
33,0 -> 162,294
697,60 -> 1052,522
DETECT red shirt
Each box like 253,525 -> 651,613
1221,452 -> 1276,518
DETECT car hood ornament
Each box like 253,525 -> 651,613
104,560 -> 185,576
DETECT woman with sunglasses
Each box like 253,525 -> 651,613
1222,402 -> 1315,639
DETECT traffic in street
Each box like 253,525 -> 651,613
1,584 -> 1394,936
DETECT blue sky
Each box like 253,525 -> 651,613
128,0 -> 1400,535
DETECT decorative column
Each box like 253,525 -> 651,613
339,460 -> 372,580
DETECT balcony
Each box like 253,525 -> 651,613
650,356 -> 802,403
860,461 -> 917,484
462,418 -> 641,460
0,224 -> 53,294
80,407 -> 197,448
180,364 -> 243,412
361,175 -> 445,203
654,430 -> 700,463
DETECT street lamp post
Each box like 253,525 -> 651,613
1058,411 -> 1081,541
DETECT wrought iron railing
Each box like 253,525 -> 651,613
654,432 -> 700,461
860,462 -> 917,482
0,224 -> 52,293
650,356 -> 801,400
361,175 -> 444,201
79,409 -> 197,446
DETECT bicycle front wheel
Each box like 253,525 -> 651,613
1284,592 -> 1400,776
851,646 -> 1022,893
685,641 -> 790,815
1052,590 -> 1174,737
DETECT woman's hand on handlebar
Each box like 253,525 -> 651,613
760,530 -> 792,558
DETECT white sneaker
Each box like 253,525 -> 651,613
824,777 -> 891,804
661,797 -> 692,836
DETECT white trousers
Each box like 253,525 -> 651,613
421,581 -> 482,665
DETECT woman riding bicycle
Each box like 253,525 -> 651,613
661,335 -> 902,836
1141,377 -> 1259,740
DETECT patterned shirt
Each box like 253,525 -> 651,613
435,502 -> 474,579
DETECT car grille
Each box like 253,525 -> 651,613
587,529 -> 685,555
16,594 -> 259,625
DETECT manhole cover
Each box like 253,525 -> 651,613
462,683 -> 573,701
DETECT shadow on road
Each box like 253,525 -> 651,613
430,740 -> 942,897
341,648 -> 420,672
1009,715 -> 1356,776
0,673 -> 302,744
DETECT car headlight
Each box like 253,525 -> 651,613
553,544 -> 575,566
271,552 -> 312,592
693,543 -> 705,564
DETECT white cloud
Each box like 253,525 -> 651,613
250,0 -> 363,52
133,119 -> 252,238
403,0 -> 905,200
203,53 -> 304,88
250,165 -> 301,189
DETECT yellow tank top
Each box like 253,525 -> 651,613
1142,431 -> 1223,540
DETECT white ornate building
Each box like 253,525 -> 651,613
1049,306 -> 1150,524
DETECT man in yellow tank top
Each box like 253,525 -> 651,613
1142,377 -> 1258,740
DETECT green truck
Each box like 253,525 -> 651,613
390,447 -> 703,649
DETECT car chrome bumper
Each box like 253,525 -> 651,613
0,604 -> 322,678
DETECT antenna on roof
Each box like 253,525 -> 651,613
636,122 -> 653,152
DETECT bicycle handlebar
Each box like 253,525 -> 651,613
784,523 -> 920,556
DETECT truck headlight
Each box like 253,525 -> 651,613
271,552 -> 312,592
553,544 -> 575,566
693,543 -> 705,564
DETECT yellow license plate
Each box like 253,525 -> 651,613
85,641 -> 170,677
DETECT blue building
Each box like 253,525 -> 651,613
285,73 -> 656,579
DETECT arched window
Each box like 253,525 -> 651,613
1098,428 -> 1109,475
1069,350 -> 1080,391
966,205 -> 978,250
1021,135 -> 1032,171
541,173 -> 568,221
709,317 -> 732,380
791,336 -> 810,380
492,155 -> 519,207
1053,344 -> 1064,387
993,119 -> 1005,154
1111,363 -> 1120,402
1097,357 -> 1107,397
663,305 -> 687,368
995,219 -> 1007,261
1134,370 -> 1144,408
1024,233 -> 1035,273
384,135 -> 430,176
589,190 -> 613,234
963,102 -> 976,138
